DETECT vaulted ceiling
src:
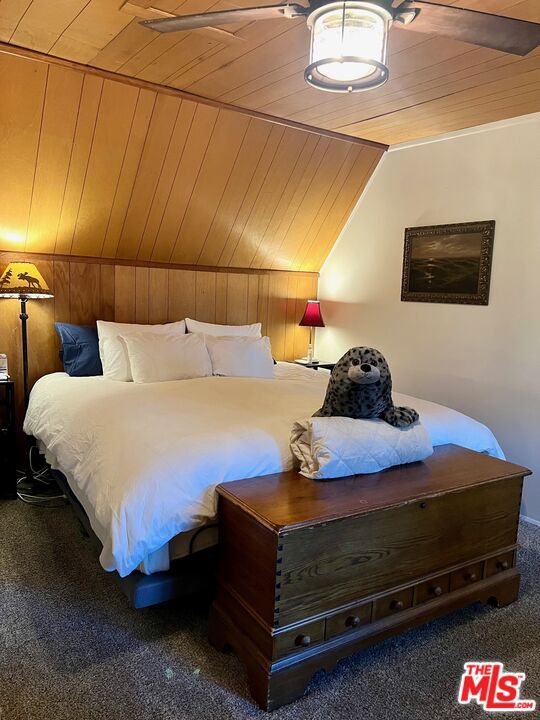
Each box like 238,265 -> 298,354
0,51 -> 383,272
1,0 -> 539,145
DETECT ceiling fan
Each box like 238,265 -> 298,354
140,0 -> 540,93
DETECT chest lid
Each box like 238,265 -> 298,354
217,444 -> 530,533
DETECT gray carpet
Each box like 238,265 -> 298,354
1,501 -> 539,720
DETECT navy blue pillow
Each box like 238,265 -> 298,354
55,323 -> 103,377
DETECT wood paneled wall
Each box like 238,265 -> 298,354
0,51 -> 383,273
0,252 -> 318,431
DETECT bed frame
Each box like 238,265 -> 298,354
53,470 -> 217,608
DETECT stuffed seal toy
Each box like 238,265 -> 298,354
314,347 -> 419,428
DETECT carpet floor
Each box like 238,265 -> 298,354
0,500 -> 539,720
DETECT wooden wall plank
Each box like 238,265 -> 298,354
215,273 -> 228,325
195,271 -> 217,323
136,99 -> 197,261
116,92 -> 182,260
135,266 -> 149,323
229,129 -> 308,269
26,65 -> 83,254
53,260 -> 71,323
168,269 -> 196,320
100,264 -> 116,320
71,80 -> 140,257
54,73 -> 104,255
70,261 -> 100,324
226,273 -> 249,325
251,133 -> 326,270
0,50 -> 380,273
114,264 -> 136,322
148,267 -> 169,323
151,103 -> 219,263
218,124 -> 286,267
257,273 -> 269,337
247,274 -> 259,325
196,119 -> 272,267
10,0 -> 90,54
266,272 -> 289,361
101,88 -> 157,258
170,109 -> 251,265
0,53 -> 47,248
0,0 -> 33,41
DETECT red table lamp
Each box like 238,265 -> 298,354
299,300 -> 325,363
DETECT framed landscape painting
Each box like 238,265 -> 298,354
401,220 -> 495,305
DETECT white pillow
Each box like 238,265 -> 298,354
205,336 -> 274,378
120,332 -> 212,383
97,320 -> 186,381
185,318 -> 261,337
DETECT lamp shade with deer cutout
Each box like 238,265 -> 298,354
0,262 -> 53,299
0,261 -> 54,413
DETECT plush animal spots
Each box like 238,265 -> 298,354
314,347 -> 419,428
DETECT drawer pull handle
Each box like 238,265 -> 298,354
390,600 -> 404,611
465,572 -> 477,582
295,634 -> 311,647
430,585 -> 443,597
346,615 -> 361,628
497,560 -> 509,571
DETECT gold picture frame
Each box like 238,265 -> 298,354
401,220 -> 495,305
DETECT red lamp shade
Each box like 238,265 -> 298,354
299,300 -> 325,328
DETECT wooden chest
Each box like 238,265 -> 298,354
208,445 -> 530,710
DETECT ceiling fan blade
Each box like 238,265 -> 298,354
141,3 -> 307,33
395,1 -> 540,56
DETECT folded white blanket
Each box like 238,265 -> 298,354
290,417 -> 434,480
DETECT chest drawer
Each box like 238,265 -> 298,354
450,561 -> 483,590
486,551 -> 515,577
272,619 -> 325,660
415,574 -> 451,604
326,602 -> 372,640
276,477 -> 521,625
373,587 -> 414,621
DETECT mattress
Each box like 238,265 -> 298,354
24,362 -> 504,577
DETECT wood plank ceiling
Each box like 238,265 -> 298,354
0,51 -> 383,271
0,0 -> 538,145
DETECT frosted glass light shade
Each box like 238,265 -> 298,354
305,1 -> 391,93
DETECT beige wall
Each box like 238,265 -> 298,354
317,114 -> 540,522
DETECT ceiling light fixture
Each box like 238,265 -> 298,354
140,0 -> 540,96
305,1 -> 391,93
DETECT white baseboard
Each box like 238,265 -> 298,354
520,514 -> 540,528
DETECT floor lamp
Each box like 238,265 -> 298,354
0,261 -> 54,407
0,261 -> 55,499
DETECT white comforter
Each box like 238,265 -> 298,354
24,363 -> 504,577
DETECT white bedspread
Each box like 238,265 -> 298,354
291,417 -> 433,479
24,363 -> 504,577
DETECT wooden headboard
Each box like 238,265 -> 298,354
0,252 -> 318,429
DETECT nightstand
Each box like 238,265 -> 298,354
0,380 -> 16,499
294,360 -> 335,371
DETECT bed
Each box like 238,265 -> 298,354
24,362 -> 504,604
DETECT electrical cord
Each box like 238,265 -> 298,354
16,446 -> 68,507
